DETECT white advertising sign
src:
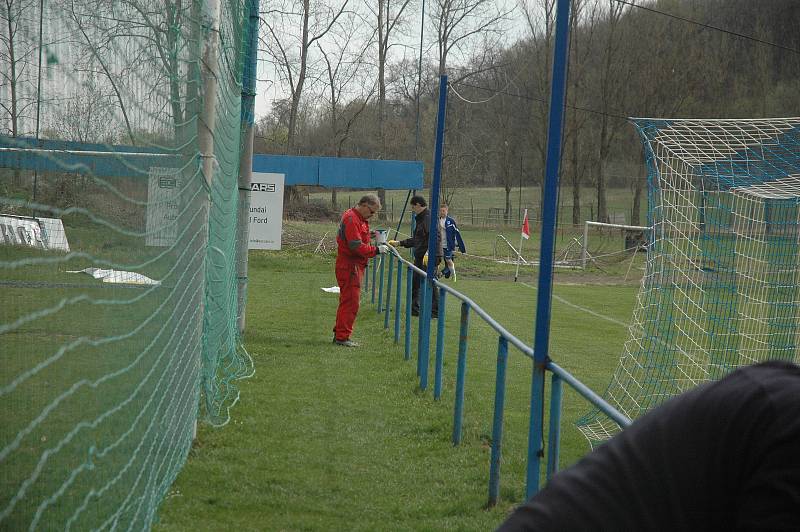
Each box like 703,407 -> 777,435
0,215 -> 44,248
248,172 -> 284,250
145,166 -> 182,247
37,217 -> 70,251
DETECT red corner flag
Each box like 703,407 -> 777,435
521,209 -> 530,240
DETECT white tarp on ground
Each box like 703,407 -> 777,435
67,267 -> 161,286
0,214 -> 70,251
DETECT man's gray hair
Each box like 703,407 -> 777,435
359,193 -> 381,210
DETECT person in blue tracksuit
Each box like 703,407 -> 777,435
438,203 -> 465,280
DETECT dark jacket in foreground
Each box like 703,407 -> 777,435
498,361 -> 800,531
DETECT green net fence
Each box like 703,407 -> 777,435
1,0 -> 254,528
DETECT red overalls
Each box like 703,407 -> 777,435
333,208 -> 377,342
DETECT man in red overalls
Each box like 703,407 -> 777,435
333,194 -> 387,347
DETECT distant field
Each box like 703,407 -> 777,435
308,186 -> 648,228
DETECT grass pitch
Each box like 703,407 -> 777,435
155,236 -> 639,531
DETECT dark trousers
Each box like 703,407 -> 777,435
411,255 -> 440,315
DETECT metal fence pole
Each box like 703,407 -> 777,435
488,337 -> 509,507
434,287 -> 447,400
526,0 -> 572,499
405,265 -> 413,360
384,253 -> 394,327
452,303 -> 470,445
418,281 -> 428,381
371,256 -> 377,304
394,260 -> 403,342
377,253 -> 386,312
546,373 -> 563,480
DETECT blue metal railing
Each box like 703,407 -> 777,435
361,0 -> 631,507
366,248 -> 632,506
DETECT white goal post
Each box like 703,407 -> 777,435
581,221 -> 651,269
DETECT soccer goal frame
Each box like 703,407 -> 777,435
580,220 -> 651,269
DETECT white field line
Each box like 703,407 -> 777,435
519,281 -> 630,328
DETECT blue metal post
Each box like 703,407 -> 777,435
371,256 -> 377,304
434,287 -> 447,400
526,0 -> 572,499
546,373 -> 563,480
420,74 -> 449,392
488,336 -> 509,507
394,260 -> 403,342
405,265 -> 413,360
418,281 -> 428,381
364,258 -> 370,292
378,253 -> 386,312
452,303 -> 470,445
384,253 -> 394,327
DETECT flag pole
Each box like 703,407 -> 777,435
515,209 -> 529,282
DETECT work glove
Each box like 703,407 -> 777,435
377,244 -> 389,254
422,253 -> 428,267
388,240 -> 400,247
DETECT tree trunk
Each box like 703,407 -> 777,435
596,155 -> 607,223
504,185 -> 511,224
571,129 -> 581,226
631,179 -> 642,226
377,188 -> 387,220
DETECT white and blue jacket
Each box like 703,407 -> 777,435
442,216 -> 466,258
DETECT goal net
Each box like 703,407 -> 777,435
577,117 -> 800,444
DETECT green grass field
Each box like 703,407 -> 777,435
153,227 -> 640,531
1,216 -> 641,530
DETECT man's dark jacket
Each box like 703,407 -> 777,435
399,208 -> 441,260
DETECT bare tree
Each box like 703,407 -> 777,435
586,0 -> 634,223
0,0 -> 38,138
48,75 -> 120,143
316,10 -> 375,207
518,0 -> 555,209
367,0 -> 412,155
428,0 -> 513,76
262,0 -> 350,153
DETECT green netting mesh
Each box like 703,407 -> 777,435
1,0 -> 253,528
578,117 -> 800,445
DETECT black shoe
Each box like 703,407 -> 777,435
411,310 -> 420,317
442,268 -> 451,279
431,313 -> 438,319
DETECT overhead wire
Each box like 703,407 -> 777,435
613,0 -> 800,56
450,0 -> 798,119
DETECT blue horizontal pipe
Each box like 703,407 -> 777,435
547,361 -> 632,428
389,248 -> 533,358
